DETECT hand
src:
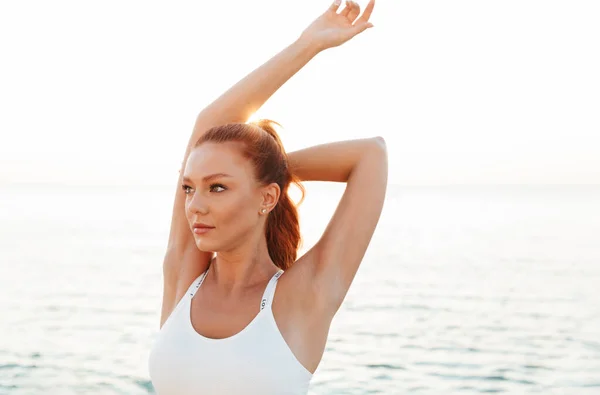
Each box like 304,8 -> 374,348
300,0 -> 375,52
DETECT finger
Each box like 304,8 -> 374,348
352,21 -> 374,36
356,0 -> 375,24
347,1 -> 361,23
339,0 -> 351,17
329,0 -> 342,13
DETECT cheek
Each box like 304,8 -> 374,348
215,192 -> 259,230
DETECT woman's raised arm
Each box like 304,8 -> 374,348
160,0 -> 375,328
183,39 -> 317,165
168,0 -> 375,251
182,0 -> 375,168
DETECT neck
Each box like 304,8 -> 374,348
209,237 -> 279,296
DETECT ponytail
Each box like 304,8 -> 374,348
251,119 -> 305,270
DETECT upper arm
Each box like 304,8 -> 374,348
307,137 -> 388,315
160,250 -> 180,329
160,115 -> 223,328
160,246 -> 214,329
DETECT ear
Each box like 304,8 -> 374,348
261,182 -> 281,211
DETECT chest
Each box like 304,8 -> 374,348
190,286 -> 265,339
189,281 -> 329,375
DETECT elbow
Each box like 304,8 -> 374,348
369,136 -> 388,170
356,136 -> 388,170
370,136 -> 387,154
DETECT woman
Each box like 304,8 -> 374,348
148,1 -> 387,393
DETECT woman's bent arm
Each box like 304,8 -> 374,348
287,138 -> 381,183
292,137 -> 388,316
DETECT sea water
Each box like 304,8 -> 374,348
1,183 -> 599,394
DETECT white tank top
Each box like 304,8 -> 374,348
148,267 -> 313,394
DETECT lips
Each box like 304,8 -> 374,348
194,227 -> 213,235
193,222 -> 214,229
192,223 -> 215,235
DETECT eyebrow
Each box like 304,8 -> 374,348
182,173 -> 233,184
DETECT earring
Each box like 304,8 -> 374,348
261,208 -> 267,214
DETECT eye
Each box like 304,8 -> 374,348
210,183 -> 227,193
181,184 -> 193,195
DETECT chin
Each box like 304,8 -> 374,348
195,238 -> 216,253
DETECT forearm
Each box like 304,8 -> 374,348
202,38 -> 317,122
288,137 -> 383,183
187,38 -> 319,148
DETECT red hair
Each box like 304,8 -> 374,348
193,119 -> 305,270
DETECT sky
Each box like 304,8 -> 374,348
0,0 -> 598,187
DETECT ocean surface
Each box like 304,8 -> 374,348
1,183 -> 599,394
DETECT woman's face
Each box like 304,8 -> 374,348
181,141 -> 277,253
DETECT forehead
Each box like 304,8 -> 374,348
183,141 -> 253,181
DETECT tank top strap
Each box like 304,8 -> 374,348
188,257 -> 215,299
188,268 -> 210,298
260,269 -> 284,311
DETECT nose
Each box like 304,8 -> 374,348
188,192 -> 209,215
